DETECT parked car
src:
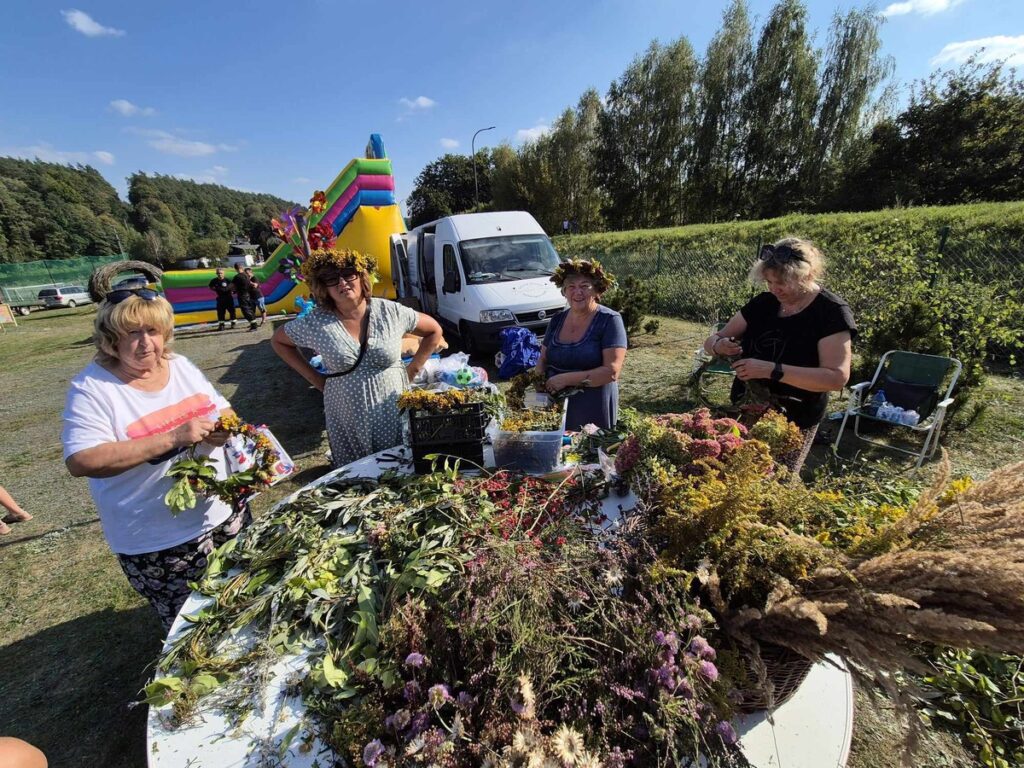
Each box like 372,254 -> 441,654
37,285 -> 93,309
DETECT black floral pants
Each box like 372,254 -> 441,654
116,502 -> 251,632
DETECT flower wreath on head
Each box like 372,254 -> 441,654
299,247 -> 379,283
550,257 -> 615,294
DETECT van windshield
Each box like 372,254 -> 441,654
459,235 -> 561,284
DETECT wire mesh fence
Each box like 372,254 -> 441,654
572,228 -> 1024,327
0,254 -> 127,307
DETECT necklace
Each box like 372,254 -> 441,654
779,288 -> 818,316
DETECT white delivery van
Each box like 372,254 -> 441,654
392,212 -> 567,353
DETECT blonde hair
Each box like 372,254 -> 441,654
308,267 -> 373,308
748,237 -> 825,289
93,295 -> 175,366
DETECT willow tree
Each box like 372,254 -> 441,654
689,0 -> 754,222
740,0 -> 819,218
597,37 -> 699,229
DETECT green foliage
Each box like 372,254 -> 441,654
0,157 -> 130,262
406,152 -> 493,228
602,276 -> 661,340
190,237 -> 228,265
919,648 -> 1024,768
127,173 -> 294,265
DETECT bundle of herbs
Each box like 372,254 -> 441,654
148,465 -> 746,766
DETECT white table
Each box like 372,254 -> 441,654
147,446 -> 853,767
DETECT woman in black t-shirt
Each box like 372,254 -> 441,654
701,238 -> 857,476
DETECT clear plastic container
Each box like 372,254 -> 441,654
492,400 -> 567,474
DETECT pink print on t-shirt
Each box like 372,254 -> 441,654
124,393 -> 218,439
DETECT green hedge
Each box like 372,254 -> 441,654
554,202 -> 1024,422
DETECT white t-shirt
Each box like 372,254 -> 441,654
62,355 -> 234,555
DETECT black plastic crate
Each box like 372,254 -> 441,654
408,402 -> 489,444
412,440 -> 485,474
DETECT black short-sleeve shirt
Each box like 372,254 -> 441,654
208,277 -> 233,298
731,288 -> 857,428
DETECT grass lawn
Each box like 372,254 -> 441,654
2,308 -> 1019,767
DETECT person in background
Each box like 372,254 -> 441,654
245,267 -> 267,326
63,264 -> 249,632
272,247 -> 443,467
0,484 -> 32,535
232,263 -> 258,331
703,237 -> 856,477
537,258 -> 627,430
208,267 -> 235,331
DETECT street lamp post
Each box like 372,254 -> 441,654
472,126 -> 495,210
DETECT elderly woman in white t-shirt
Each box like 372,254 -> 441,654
62,265 -> 246,632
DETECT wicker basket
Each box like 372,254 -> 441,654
735,644 -> 814,713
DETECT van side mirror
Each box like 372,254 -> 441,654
443,271 -> 460,294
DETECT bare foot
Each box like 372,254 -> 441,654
0,520 -> 11,535
2,510 -> 32,524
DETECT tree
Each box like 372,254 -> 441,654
690,0 -> 754,222
597,37 -> 699,229
191,237 -> 229,264
832,60 -> 1024,209
406,153 -> 492,227
808,6 -> 892,204
740,0 -> 819,218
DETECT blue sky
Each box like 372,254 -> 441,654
1,0 -> 1021,212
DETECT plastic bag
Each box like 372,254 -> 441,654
497,327 -> 541,380
225,426 -> 295,486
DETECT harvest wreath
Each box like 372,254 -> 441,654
163,414 -> 280,516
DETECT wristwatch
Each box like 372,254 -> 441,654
770,361 -> 784,383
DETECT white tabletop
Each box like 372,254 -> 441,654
147,446 -> 853,767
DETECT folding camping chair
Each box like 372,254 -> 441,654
832,350 -> 962,468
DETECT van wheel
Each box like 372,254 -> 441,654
459,322 -> 478,358
67,300 -> 77,308
16,306 -> 30,316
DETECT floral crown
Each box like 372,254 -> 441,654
550,258 -> 615,293
300,247 -> 378,281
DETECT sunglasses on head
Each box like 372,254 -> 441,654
759,244 -> 805,264
106,287 -> 159,304
321,268 -> 359,287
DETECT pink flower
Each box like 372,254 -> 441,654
716,721 -> 738,745
689,439 -> 722,460
688,636 -> 716,660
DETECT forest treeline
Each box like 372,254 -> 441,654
0,160 -> 295,265
406,0 -> 1024,232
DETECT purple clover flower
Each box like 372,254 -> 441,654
404,652 -> 426,668
403,679 -> 421,703
362,739 -> 385,766
689,636 -> 716,660
716,720 -> 739,745
427,683 -> 451,708
699,660 -> 719,682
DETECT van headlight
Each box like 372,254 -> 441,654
480,309 -> 515,323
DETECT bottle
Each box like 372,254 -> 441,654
871,389 -> 887,407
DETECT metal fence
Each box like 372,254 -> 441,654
0,253 -> 127,307
570,229 -> 1024,326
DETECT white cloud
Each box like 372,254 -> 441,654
291,176 -> 312,185
130,128 -> 236,157
516,123 -> 551,143
3,142 -> 114,166
931,35 -> 1024,67
174,166 -> 229,185
398,96 -> 437,111
61,9 -> 125,37
882,0 -> 965,17
109,99 -> 155,117
439,137 -> 460,149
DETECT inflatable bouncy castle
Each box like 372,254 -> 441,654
161,134 -> 404,326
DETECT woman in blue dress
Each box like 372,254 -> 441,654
538,258 -> 628,430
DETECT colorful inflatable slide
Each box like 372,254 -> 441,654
161,134 -> 404,327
